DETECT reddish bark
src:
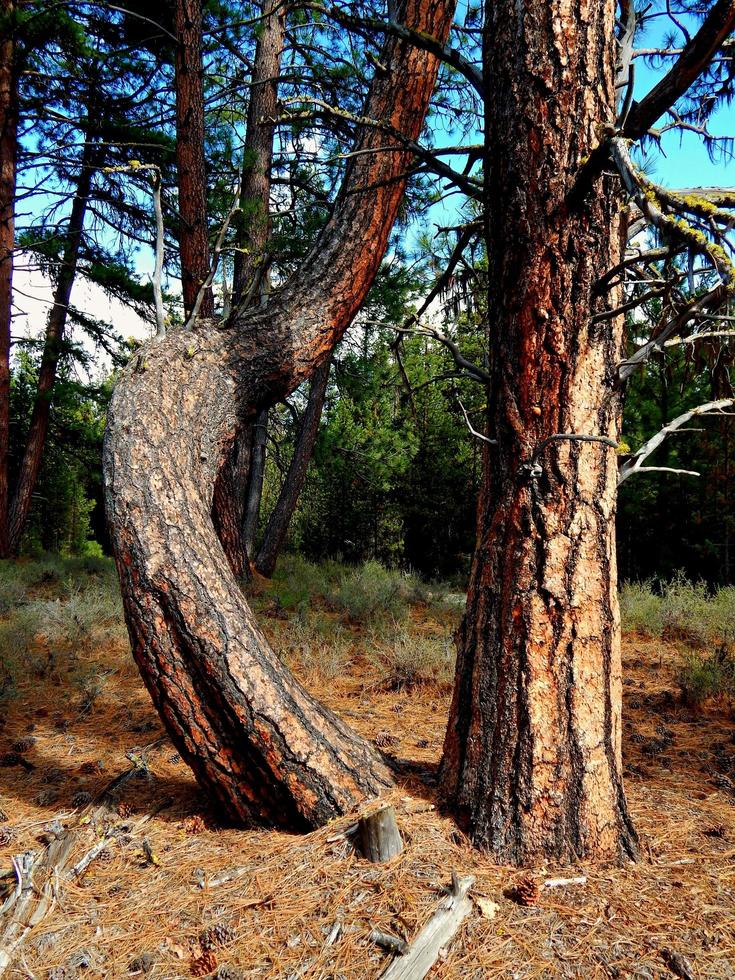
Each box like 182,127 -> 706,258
212,0 -> 285,570
0,0 -> 17,557
105,0 -> 456,826
439,0 -> 638,864
231,0 -> 284,306
256,358 -> 331,577
174,0 -> 213,319
7,134 -> 102,552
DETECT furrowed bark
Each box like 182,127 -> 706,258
0,0 -> 17,557
8,134 -> 101,553
439,0 -> 638,864
256,357 -> 331,577
213,0 -> 284,570
231,0 -> 284,306
104,0 -> 456,827
175,0 -> 214,319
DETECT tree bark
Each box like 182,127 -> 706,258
0,0 -> 17,557
104,0 -> 455,828
231,0 -> 284,307
211,428 -> 252,579
242,405 -> 268,555
212,0 -> 285,570
439,0 -> 639,864
7,132 -> 102,553
174,0 -> 213,319
256,357 -> 331,577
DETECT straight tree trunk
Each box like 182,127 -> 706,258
242,406 -> 268,555
256,357 -> 331,577
175,0 -> 213,319
439,0 -> 638,864
7,134 -> 102,552
231,0 -> 284,306
212,0 -> 285,570
0,0 -> 17,557
104,0 -> 456,828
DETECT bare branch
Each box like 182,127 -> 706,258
618,398 -> 735,484
295,3 -> 484,95
624,0 -> 735,139
619,283 -> 728,380
458,398 -> 495,444
151,172 -> 165,338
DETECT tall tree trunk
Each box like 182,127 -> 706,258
212,0 -> 285,570
0,0 -> 17,557
439,0 -> 638,864
7,134 -> 101,553
242,406 -> 268,555
175,0 -> 213,319
104,0 -> 456,828
256,357 -> 331,577
231,0 -> 284,306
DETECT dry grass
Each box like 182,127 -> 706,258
1,565 -> 735,977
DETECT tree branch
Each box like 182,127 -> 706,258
624,0 -> 735,139
618,398 -> 735,484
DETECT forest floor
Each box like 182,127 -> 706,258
1,560 -> 735,979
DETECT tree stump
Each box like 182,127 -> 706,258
358,805 -> 403,862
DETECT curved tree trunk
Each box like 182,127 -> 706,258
104,0 -> 455,828
0,0 -> 17,557
438,0 -> 638,864
256,357 -> 331,577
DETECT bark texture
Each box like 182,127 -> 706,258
212,0 -> 284,570
104,0 -> 455,828
231,0 -> 284,306
439,0 -> 638,864
7,133 -> 101,552
256,357 -> 331,577
175,0 -> 213,319
0,0 -> 17,556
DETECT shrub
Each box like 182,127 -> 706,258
678,646 -> 735,706
660,576 -> 714,646
268,555 -> 329,614
278,620 -> 350,679
369,628 -> 455,691
330,561 -> 410,623
619,580 -> 664,638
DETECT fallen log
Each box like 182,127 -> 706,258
378,873 -> 475,979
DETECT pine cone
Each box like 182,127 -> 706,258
190,951 -> 217,977
0,806 -> 8,822
79,760 -> 104,775
35,790 -> 59,807
128,952 -> 155,974
71,790 -> 93,808
97,848 -> 114,865
508,876 -> 539,907
661,948 -> 694,980
200,923 -> 236,951
374,731 -> 398,748
117,802 -> 133,819
184,815 -> 207,834
703,824 -> 726,838
0,752 -> 22,767
214,967 -> 245,980
12,736 -> 37,753
0,826 -> 15,848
